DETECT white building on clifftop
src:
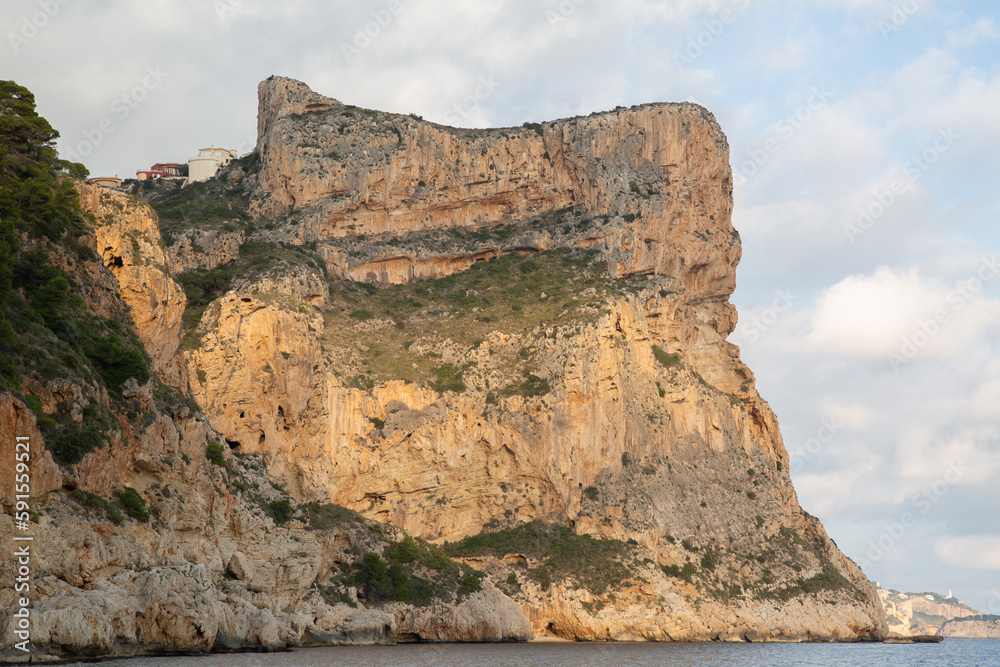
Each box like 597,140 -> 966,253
187,146 -> 237,183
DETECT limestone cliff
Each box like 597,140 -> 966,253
878,587 -> 984,636
939,616 -> 1000,639
1,76 -> 889,662
75,184 -> 189,391
180,76 -> 886,641
1,177 -> 530,663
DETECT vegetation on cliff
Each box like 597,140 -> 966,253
322,247 -> 631,391
129,161 -> 255,246
445,520 -> 637,595
0,80 -> 163,464
324,534 -> 486,607
304,502 -> 490,607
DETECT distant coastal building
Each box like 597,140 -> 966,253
187,146 -> 237,183
87,176 -> 122,188
136,162 -> 185,180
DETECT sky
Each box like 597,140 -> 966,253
4,0 -> 999,613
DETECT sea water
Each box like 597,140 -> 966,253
64,638 -> 1000,667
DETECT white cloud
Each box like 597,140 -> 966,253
946,17 -> 999,49
820,401 -> 874,430
935,535 -> 1000,569
804,266 -> 1000,360
967,361 -> 1000,421
806,267 -> 941,357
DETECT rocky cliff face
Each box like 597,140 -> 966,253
878,587 -> 984,636
182,76 -> 886,641
939,617 -> 1000,639
1,185 -> 530,663
76,184 -> 189,391
2,76 -> 888,661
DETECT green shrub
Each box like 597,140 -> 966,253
444,520 -> 635,595
458,571 -> 484,597
206,442 -> 227,467
69,489 -> 123,524
661,563 -> 687,580
350,309 -> 375,320
115,487 -> 150,522
50,426 -> 104,464
391,536 -> 420,564
429,363 -> 465,393
267,498 -> 295,524
84,334 -> 150,395
519,373 -> 550,398
305,502 -> 366,530
360,552 -> 391,591
652,345 -> 680,368
24,393 -> 43,415
583,486 -> 599,501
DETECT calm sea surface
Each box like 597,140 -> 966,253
64,639 -> 1000,667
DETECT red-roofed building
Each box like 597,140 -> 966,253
136,162 -> 185,180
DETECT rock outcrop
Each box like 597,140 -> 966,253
878,586 -> 987,636
167,227 -> 246,274
76,183 -> 189,391
940,616 -> 1000,639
